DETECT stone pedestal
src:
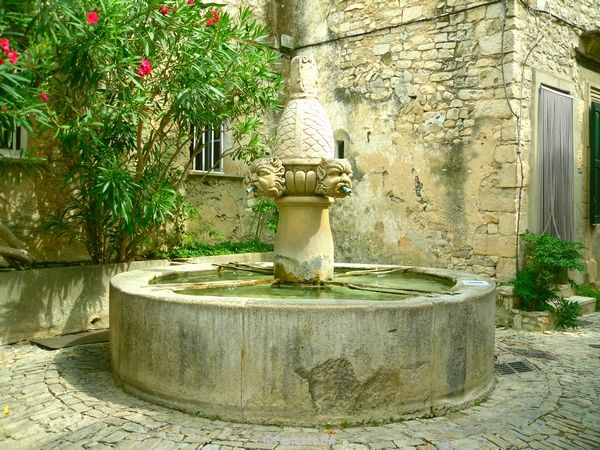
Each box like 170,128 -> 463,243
274,196 -> 334,283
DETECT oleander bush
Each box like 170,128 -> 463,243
1,0 -> 282,263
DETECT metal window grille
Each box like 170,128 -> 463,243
538,85 -> 574,241
0,124 -> 28,156
190,125 -> 223,173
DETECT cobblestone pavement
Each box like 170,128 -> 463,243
2,314 -> 600,450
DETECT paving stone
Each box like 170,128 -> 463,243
1,314 -> 600,449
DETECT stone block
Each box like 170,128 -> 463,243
565,296 -> 596,315
373,44 -> 390,56
496,257 -> 516,281
458,89 -> 482,100
494,144 -> 515,163
511,309 -> 554,332
467,7 -> 486,21
498,163 -> 518,187
478,68 -> 502,88
502,119 -> 518,139
479,33 -> 503,55
430,72 -> 453,81
498,212 -> 516,235
404,6 -> 423,22
479,188 -> 517,212
484,212 -> 499,223
475,99 -> 513,119
557,284 -> 574,298
486,235 -> 517,258
486,3 -> 504,18
447,108 -> 460,120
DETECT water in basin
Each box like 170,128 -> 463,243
151,268 -> 455,301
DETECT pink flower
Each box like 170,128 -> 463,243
210,8 -> 220,22
187,0 -> 194,3
159,5 -> 169,15
137,59 -> 152,77
206,18 -> 214,26
86,11 -> 99,25
40,92 -> 49,102
7,50 -> 18,64
0,38 -> 9,53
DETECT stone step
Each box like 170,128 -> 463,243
565,296 -> 597,315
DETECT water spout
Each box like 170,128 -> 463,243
246,185 -> 257,193
339,185 -> 352,195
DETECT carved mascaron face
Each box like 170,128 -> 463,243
316,158 -> 353,198
246,158 -> 285,198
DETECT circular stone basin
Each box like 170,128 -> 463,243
110,263 -> 496,426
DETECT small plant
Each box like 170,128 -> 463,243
553,298 -> 582,330
368,418 -> 381,427
251,197 -> 279,241
340,419 -> 350,429
509,233 -> 585,312
153,239 -> 273,259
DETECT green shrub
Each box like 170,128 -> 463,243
156,239 -> 273,259
12,0 -> 281,263
251,198 -> 278,241
553,298 -> 582,330
509,233 -> 585,312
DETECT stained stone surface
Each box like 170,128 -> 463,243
274,55 -> 334,160
109,264 -> 495,426
2,313 -> 600,449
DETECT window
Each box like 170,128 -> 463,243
538,85 -> 574,240
0,124 -> 28,158
335,140 -> 345,159
190,124 -> 223,173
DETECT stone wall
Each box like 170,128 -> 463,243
280,0 -> 519,279
0,144 -> 89,262
0,152 -> 261,263
0,252 -> 271,345
513,0 -> 600,281
250,0 -> 600,283
3,0 -> 599,282
183,172 -> 264,242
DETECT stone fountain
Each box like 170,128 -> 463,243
110,55 -> 496,426
246,55 -> 353,283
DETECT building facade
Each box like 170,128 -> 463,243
251,0 -> 600,282
2,0 -> 600,283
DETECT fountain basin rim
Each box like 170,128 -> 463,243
111,262 -> 495,308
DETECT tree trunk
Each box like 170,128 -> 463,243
0,220 -> 36,269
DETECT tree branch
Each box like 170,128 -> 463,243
0,246 -> 35,270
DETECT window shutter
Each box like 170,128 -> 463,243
590,102 -> 600,224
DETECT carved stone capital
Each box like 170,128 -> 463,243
274,55 -> 334,160
315,158 -> 353,198
245,157 -> 286,198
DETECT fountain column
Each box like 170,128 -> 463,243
274,196 -> 334,282
246,55 -> 353,283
